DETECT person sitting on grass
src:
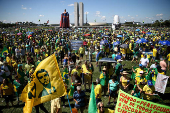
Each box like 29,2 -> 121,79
131,84 -> 142,98
97,102 -> 115,113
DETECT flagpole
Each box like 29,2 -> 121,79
66,94 -> 72,113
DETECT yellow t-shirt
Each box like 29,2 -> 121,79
94,84 -> 102,99
79,47 -> 84,54
6,57 -> 11,66
143,85 -> 155,100
135,68 -> 143,78
120,48 -> 126,54
152,49 -> 157,57
135,76 -> 147,89
97,108 -> 114,113
0,83 -> 13,95
167,53 -> 170,61
51,98 -> 62,113
120,76 -> 128,87
71,69 -> 81,77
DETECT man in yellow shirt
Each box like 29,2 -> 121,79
135,71 -> 147,89
94,78 -> 102,104
79,45 -> 85,60
151,47 -> 157,63
167,53 -> 170,70
71,65 -> 82,82
132,64 -> 144,78
143,80 -> 155,101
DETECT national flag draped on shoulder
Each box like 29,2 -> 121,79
20,54 -> 67,113
1,47 -> 8,57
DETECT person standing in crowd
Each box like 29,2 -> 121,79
73,86 -> 87,113
107,76 -> 119,106
94,78 -> 102,104
100,67 -> 109,96
0,78 -> 14,108
160,58 -> 167,74
51,98 -> 62,113
139,54 -> 149,68
120,71 -> 130,93
151,46 -> 157,63
79,45 -> 85,60
2,61 -> 12,82
167,52 -> 170,70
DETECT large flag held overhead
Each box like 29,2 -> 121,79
20,54 -> 67,113
88,83 -> 97,113
1,47 -> 8,57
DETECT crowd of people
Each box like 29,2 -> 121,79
0,27 -> 170,113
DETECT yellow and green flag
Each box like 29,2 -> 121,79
20,54 -> 67,113
1,47 -> 8,57
88,83 -> 97,113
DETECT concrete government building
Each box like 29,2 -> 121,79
74,2 -> 84,27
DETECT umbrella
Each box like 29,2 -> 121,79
159,40 -> 170,46
28,35 -> 32,39
100,40 -> 108,45
83,34 -> 91,37
48,30 -> 52,31
2,31 -> 7,34
117,35 -> 123,37
113,41 -> 120,46
120,44 -> 128,48
142,31 -> 146,34
146,32 -> 152,35
136,38 -> 148,44
135,29 -> 140,32
17,32 -> 22,35
98,58 -> 117,63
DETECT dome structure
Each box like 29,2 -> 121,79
113,15 -> 120,25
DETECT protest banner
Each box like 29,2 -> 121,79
115,90 -> 170,113
70,40 -> 83,50
155,73 -> 169,94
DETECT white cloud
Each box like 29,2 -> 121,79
96,11 -> 101,17
39,15 -> 44,17
128,15 -> 130,17
85,11 -> 89,15
21,5 -> 27,10
156,13 -> 163,16
101,16 -> 106,21
3,20 -> 7,22
131,17 -> 134,19
136,15 -> 138,17
29,8 -> 32,9
68,4 -> 74,6
149,18 -> 151,19
146,17 -> 148,18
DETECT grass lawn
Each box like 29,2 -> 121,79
0,55 -> 170,113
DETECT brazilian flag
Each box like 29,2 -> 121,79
62,67 -> 69,85
1,47 -> 8,57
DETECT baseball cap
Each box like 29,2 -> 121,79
148,80 -> 153,86
139,64 -> 143,67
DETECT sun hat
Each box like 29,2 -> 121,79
122,71 -> 129,75
139,64 -> 143,67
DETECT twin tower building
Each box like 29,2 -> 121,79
74,2 -> 84,27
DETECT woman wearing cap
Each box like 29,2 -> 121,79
143,80 -> 156,101
120,71 -> 130,93
107,76 -> 119,105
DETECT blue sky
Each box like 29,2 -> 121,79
0,0 -> 170,24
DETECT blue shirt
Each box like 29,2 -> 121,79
115,55 -> 121,60
73,91 -> 86,108
109,80 -> 119,91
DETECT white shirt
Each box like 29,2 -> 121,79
15,48 -> 20,56
140,58 -> 149,67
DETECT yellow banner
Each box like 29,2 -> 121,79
20,54 -> 67,113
